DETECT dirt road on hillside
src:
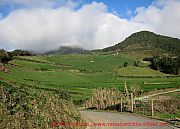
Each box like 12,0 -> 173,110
135,89 -> 180,100
80,110 -> 177,129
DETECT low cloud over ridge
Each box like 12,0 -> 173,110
0,0 -> 180,52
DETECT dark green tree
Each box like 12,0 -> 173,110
124,62 -> 128,67
0,49 -> 12,63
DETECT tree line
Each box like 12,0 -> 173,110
0,49 -> 33,63
143,56 -> 180,75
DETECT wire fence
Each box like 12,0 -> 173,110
84,88 -> 180,117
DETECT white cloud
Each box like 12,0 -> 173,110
0,0 -> 180,53
132,0 -> 180,38
0,2 -> 146,52
127,8 -> 132,17
0,0 -> 54,8
65,0 -> 81,8
0,0 -> 81,9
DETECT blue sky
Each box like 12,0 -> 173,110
83,0 -> 153,18
0,0 -> 153,19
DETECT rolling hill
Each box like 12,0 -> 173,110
100,31 -> 180,55
45,46 -> 84,55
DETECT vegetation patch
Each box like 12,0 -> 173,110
116,66 -> 168,77
0,81 -> 84,129
1,54 -> 180,101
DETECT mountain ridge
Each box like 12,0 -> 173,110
98,31 -> 180,55
45,46 -> 84,55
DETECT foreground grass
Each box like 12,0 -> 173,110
0,80 -> 84,129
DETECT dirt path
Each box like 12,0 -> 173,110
135,89 -> 180,100
80,110 -> 177,129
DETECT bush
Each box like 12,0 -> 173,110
124,62 -> 128,67
0,49 -> 12,63
11,49 -> 33,56
55,90 -> 71,101
134,61 -> 139,67
143,57 -> 152,62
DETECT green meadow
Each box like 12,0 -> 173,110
0,54 -> 180,101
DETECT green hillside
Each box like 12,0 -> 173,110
101,31 -> 180,55
116,66 -> 169,77
1,54 -> 180,101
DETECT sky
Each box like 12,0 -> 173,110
0,0 -> 180,52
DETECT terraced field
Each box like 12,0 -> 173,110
116,66 -> 169,77
0,54 -> 180,101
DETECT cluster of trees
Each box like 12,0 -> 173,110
143,56 -> 180,75
0,49 -> 12,63
123,60 -> 140,67
134,60 -> 140,67
11,49 -> 33,56
0,49 -> 33,63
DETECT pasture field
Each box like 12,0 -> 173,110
116,66 -> 169,76
0,54 -> 180,101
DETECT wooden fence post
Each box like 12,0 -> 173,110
124,82 -> 129,100
142,100 -> 145,114
131,93 -> 134,112
151,99 -> 154,117
120,98 -> 123,112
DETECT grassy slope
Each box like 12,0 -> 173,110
0,80 -> 84,129
102,31 -> 180,56
44,54 -> 134,72
116,66 -> 169,76
0,54 -> 180,101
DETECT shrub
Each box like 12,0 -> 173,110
124,62 -> 128,67
55,90 -> 71,101
0,49 -> 12,63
